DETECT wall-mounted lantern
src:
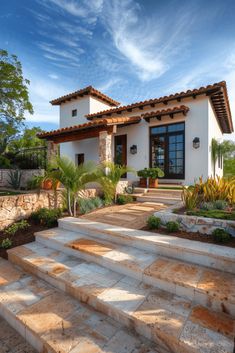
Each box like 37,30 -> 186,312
130,145 -> 137,154
193,137 -> 200,149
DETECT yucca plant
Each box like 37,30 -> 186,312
181,186 -> 199,210
98,162 -> 135,203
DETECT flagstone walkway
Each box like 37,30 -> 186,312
81,202 -> 167,229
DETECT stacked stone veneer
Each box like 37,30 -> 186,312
155,205 -> 235,237
0,169 -> 44,188
0,191 -> 63,230
99,131 -> 112,163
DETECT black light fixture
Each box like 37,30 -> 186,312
193,137 -> 200,149
130,145 -> 137,154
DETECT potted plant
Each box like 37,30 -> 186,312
137,168 -> 164,188
148,168 -> 164,188
137,168 -> 149,187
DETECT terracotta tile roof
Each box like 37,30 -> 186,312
142,105 -> 189,121
86,81 -> 233,133
37,116 -> 141,139
50,85 -> 120,107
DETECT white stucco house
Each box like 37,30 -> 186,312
38,82 -> 233,185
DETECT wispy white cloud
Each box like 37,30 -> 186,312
97,77 -> 123,92
101,0 -> 194,81
48,73 -> 59,79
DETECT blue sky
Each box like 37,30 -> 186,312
1,0 -> 235,139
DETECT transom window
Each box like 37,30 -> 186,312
150,122 -> 185,179
72,109 -> 77,117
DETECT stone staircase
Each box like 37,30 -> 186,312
1,217 -> 235,353
134,188 -> 182,205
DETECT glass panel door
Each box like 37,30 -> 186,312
150,122 -> 185,179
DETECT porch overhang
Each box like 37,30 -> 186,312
37,116 -> 141,144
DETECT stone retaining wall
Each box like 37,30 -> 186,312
0,169 -> 44,188
154,205 -> 235,236
0,188 -> 98,230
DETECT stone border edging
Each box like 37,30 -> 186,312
154,203 -> 235,236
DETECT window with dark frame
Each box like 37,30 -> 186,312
72,109 -> 77,117
150,122 -> 185,179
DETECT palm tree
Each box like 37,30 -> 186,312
98,162 -> 135,203
48,157 -> 99,216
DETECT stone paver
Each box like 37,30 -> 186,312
7,241 -> 235,353
0,317 -> 37,353
81,202 -> 166,229
0,258 -> 160,353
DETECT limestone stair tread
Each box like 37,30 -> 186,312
7,242 -> 235,353
58,217 -> 235,274
0,257 -> 159,353
32,227 -> 235,316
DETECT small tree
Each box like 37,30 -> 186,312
0,49 -> 33,154
211,138 -> 220,177
47,157 -> 99,216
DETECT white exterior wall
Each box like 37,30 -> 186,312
113,96 -> 209,185
58,93 -> 223,185
208,100 -> 223,177
59,96 -> 111,164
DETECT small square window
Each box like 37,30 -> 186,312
72,109 -> 77,117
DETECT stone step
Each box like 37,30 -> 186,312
34,227 -> 235,316
8,244 -> 235,353
58,217 -> 235,274
136,195 -> 180,204
134,188 -> 182,195
0,257 -> 160,353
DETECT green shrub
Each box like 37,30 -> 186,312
166,221 -> 180,232
212,228 -> 231,243
147,216 -> 161,229
200,202 -> 214,211
92,197 -> 103,208
30,208 -> 62,227
116,194 -> 134,205
1,238 -> 13,249
78,197 -> 104,214
4,220 -> 29,236
213,200 -> 228,210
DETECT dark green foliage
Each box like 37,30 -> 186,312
4,220 -> 29,236
1,238 -> 12,249
0,155 -> 11,168
137,167 -> 164,178
7,169 -> 22,189
30,208 -> 62,227
166,221 -> 180,232
147,215 -> 161,229
187,209 -> 235,221
116,194 -> 134,205
0,49 -> 33,154
212,228 -> 231,243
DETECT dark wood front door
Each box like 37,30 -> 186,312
114,135 -> 127,176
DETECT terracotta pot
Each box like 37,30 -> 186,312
149,178 -> 158,188
139,177 -> 147,187
42,179 -> 53,190
41,180 -> 60,190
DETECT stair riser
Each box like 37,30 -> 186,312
58,221 -> 235,275
36,236 -> 235,317
0,304 -> 43,352
8,252 -> 192,353
136,197 -> 178,204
